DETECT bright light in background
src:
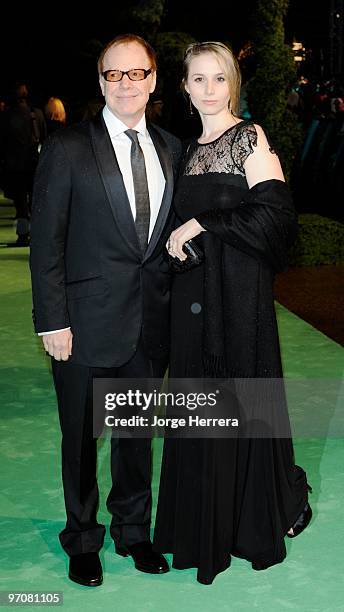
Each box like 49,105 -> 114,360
292,40 -> 306,62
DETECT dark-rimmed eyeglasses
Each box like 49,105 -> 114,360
102,68 -> 153,82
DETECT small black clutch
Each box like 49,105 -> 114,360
167,239 -> 204,273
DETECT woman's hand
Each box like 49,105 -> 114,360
167,218 -> 205,260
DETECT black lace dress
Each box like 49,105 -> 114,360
153,120 -> 310,584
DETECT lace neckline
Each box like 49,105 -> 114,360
196,119 -> 252,146
183,121 -> 258,177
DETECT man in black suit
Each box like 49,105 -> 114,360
30,34 -> 181,587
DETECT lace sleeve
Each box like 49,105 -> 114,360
231,123 -> 258,173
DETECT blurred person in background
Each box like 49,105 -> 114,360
0,82 -> 46,245
44,97 -> 67,134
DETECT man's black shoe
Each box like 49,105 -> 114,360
115,540 -> 169,574
69,552 -> 103,586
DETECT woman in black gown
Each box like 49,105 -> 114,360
153,42 -> 312,585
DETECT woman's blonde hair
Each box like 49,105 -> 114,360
183,41 -> 242,116
45,97 -> 66,123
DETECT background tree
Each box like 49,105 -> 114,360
247,0 -> 302,178
154,32 -> 196,128
131,0 -> 165,38
128,1 -> 197,130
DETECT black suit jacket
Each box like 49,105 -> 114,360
30,111 -> 181,367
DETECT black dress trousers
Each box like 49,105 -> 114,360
52,335 -> 167,556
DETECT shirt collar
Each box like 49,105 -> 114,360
103,105 -> 147,138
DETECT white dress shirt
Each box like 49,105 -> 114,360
102,105 -> 165,237
39,105 -> 166,336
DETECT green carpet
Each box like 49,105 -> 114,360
1,199 -> 343,611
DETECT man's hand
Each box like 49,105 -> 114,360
166,218 -> 205,261
42,329 -> 73,361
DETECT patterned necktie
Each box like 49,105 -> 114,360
125,129 -> 151,252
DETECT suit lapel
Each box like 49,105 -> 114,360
144,123 -> 174,262
89,113 -> 174,261
89,112 -> 141,257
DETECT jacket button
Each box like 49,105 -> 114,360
191,302 -> 202,314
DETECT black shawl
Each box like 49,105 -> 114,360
194,178 -> 298,378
